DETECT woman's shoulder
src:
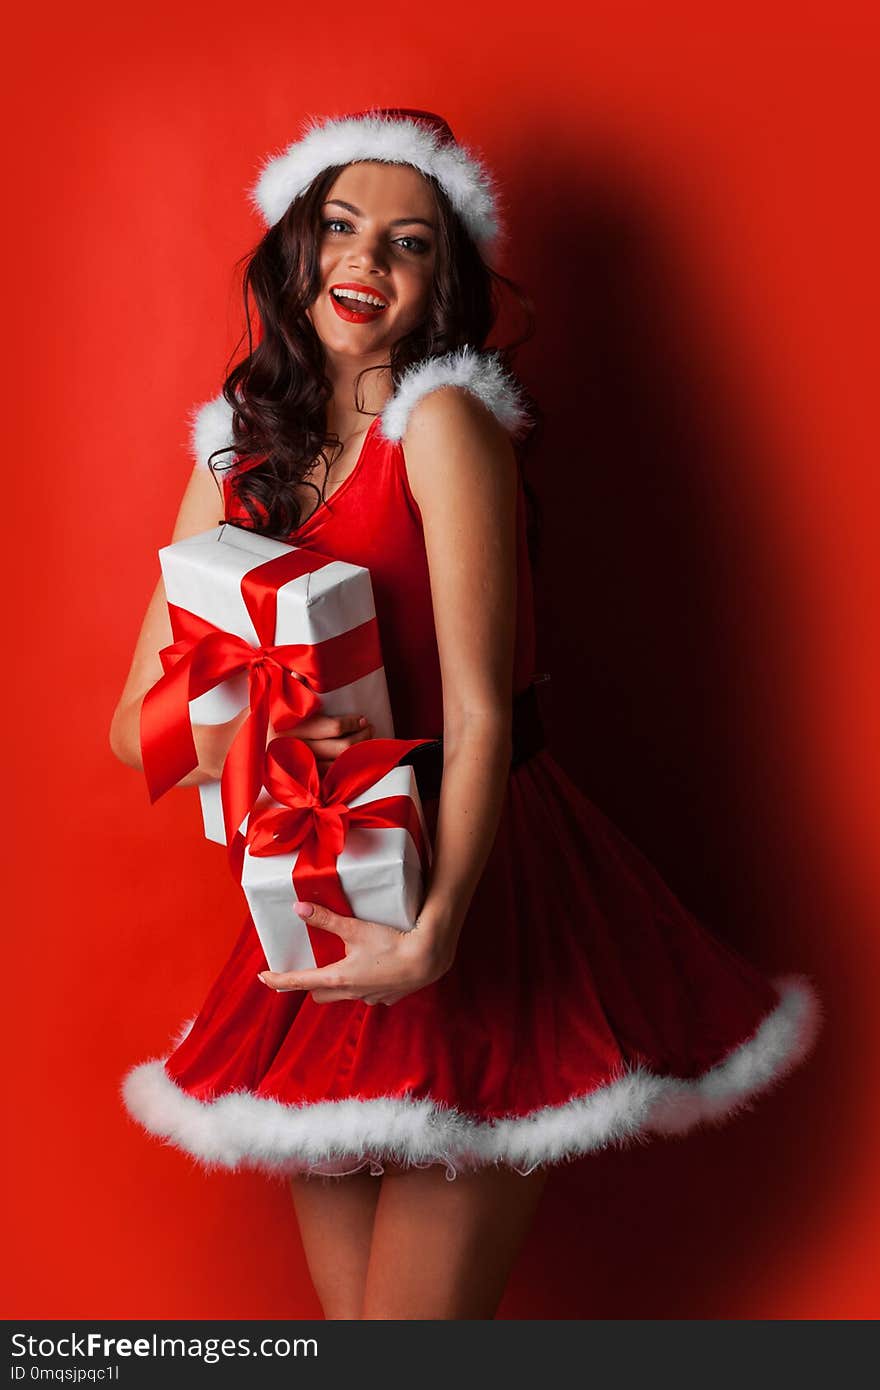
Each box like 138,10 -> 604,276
187,346 -> 531,471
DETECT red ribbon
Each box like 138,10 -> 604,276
243,736 -> 433,968
140,541 -> 383,845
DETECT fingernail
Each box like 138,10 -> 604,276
257,973 -> 268,983
358,716 -> 368,727
294,901 -> 314,918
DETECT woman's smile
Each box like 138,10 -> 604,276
329,280 -> 391,322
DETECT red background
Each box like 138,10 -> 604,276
5,3 -> 877,1319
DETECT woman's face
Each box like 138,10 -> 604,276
306,161 -> 438,359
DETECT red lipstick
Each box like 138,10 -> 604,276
329,282 -> 390,324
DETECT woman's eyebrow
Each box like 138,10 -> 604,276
324,198 -> 435,230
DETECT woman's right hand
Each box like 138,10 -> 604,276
279,712 -> 374,777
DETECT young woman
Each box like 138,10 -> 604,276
113,109 -> 822,1320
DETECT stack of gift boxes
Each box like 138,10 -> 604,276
139,522 -> 432,972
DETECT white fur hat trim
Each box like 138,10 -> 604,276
251,112 -> 500,249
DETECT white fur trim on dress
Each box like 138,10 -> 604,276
189,393 -> 234,472
378,347 -> 531,442
251,112 -> 501,249
120,973 -> 822,1183
190,348 -> 530,470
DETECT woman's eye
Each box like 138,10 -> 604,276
321,219 -> 429,254
395,235 -> 430,255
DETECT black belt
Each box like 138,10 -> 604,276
396,674 -> 550,804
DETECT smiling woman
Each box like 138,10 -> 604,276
115,108 -> 821,1322
322,196 -> 434,321
308,164 -> 438,352
193,126 -> 513,542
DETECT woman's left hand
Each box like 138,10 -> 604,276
256,901 -> 456,1006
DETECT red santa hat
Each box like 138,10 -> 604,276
249,107 -> 502,251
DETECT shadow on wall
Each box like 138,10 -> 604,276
496,139 -> 837,1318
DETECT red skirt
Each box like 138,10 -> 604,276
121,749 -> 821,1181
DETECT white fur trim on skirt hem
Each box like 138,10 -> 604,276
120,973 -> 822,1183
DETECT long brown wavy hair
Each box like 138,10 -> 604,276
209,162 -> 543,558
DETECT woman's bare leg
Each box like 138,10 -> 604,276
361,1163 -> 548,1320
289,1170 -> 381,1319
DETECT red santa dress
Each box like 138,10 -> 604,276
121,348 -> 822,1182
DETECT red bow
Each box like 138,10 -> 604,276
243,735 -> 433,967
140,541 -> 383,845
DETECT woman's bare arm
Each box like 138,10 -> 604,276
402,385 -> 518,954
108,467 -> 235,783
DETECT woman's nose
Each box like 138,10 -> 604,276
347,233 -> 389,273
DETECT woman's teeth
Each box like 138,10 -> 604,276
331,289 -> 387,311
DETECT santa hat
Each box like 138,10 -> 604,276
249,107 -> 502,251
190,110 -> 525,468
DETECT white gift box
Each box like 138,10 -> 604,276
241,764 -> 431,973
157,524 -> 394,843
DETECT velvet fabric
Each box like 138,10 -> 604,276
123,411 -> 820,1176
